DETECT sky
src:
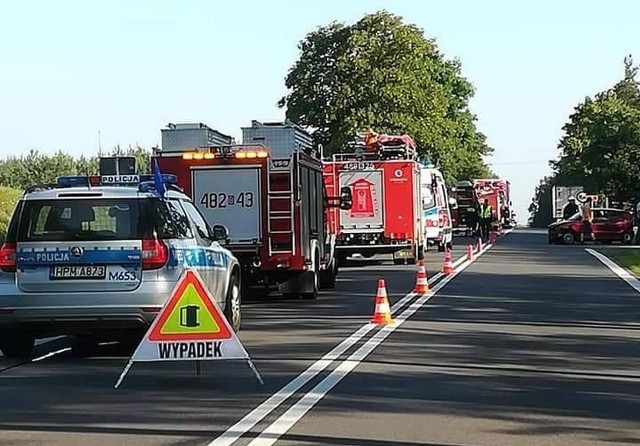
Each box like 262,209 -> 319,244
1,0 -> 639,221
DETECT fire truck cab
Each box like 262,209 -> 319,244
153,121 -> 352,300
451,180 -> 479,237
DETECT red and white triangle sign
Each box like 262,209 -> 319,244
114,269 -> 262,388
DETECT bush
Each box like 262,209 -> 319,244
0,187 -> 22,243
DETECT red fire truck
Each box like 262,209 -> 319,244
323,131 -> 423,265
473,179 -> 512,230
154,121 -> 352,300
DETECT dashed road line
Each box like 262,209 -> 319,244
208,244 -> 495,446
246,252 -> 483,446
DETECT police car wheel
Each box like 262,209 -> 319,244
0,333 -> 34,358
71,335 -> 100,357
224,274 -> 241,332
112,333 -> 138,356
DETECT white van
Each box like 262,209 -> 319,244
420,165 -> 454,252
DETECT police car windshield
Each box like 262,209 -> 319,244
16,198 -> 191,242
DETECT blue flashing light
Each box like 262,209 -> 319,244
138,174 -> 178,194
139,174 -> 177,184
57,176 -> 91,187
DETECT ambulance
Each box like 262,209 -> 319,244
420,164 -> 454,251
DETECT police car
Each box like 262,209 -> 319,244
0,157 -> 241,358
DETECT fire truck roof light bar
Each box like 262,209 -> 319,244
181,145 -> 269,160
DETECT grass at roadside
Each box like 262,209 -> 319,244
603,249 -> 640,276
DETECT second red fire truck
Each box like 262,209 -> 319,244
323,130 -> 424,265
154,121 -> 352,300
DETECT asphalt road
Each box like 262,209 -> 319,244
1,231 -> 639,446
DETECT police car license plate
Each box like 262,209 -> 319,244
50,265 -> 107,280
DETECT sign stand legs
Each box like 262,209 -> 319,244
114,360 -> 134,389
195,360 -> 202,376
247,358 -> 264,385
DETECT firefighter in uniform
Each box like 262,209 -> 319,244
479,199 -> 493,241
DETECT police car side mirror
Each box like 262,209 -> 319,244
211,224 -> 229,243
339,186 -> 353,210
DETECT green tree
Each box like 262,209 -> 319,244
0,150 -> 76,190
553,55 -> 640,204
0,145 -> 153,190
278,10 -> 493,183
527,175 -> 556,228
0,186 -> 22,242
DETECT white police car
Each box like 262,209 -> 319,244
0,158 -> 241,358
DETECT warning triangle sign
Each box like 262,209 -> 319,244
148,270 -> 232,341
127,269 -> 249,363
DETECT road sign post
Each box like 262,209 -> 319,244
114,269 -> 263,389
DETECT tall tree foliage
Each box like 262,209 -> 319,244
0,145 -> 151,190
527,175 -> 556,228
553,56 -> 640,204
278,10 -> 493,183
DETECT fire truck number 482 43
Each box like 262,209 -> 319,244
199,192 -> 255,209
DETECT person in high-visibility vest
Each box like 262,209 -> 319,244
479,199 -> 493,241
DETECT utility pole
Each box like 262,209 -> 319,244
98,130 -> 102,156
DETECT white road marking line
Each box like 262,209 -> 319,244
208,247 -> 495,446
247,255 -> 480,446
208,253 -> 467,446
31,347 -> 71,362
585,248 -> 640,294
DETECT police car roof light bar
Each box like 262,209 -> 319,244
56,174 -> 178,188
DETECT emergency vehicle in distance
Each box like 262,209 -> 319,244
323,130 -> 425,265
449,180 -> 479,237
473,179 -> 513,231
153,121 -> 352,301
420,164 -> 454,252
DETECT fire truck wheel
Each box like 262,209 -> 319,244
224,273 -> 241,332
319,258 -> 337,289
301,253 -> 320,300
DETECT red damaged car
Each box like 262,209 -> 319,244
548,208 -> 634,245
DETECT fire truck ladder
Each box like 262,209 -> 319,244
267,170 -> 295,255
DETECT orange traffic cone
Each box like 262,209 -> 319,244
442,250 -> 454,275
466,244 -> 474,261
371,279 -> 394,325
477,237 -> 483,252
413,260 -> 430,294
489,231 -> 497,244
